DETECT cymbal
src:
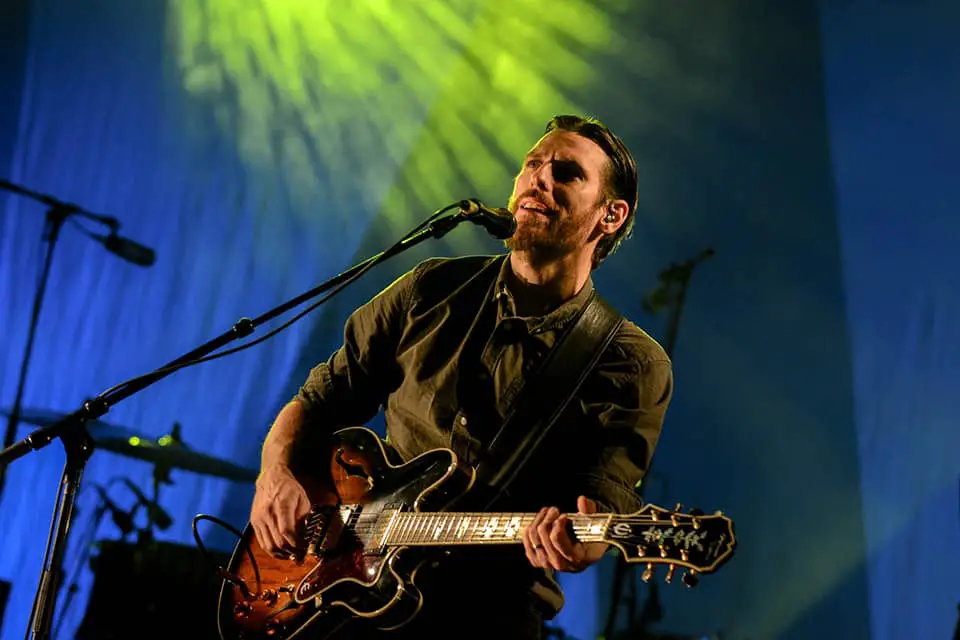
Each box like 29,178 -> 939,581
3,408 -> 257,483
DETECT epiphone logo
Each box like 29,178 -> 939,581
298,581 -> 314,599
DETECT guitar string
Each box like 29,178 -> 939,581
331,513 -> 715,524
338,514 -> 716,527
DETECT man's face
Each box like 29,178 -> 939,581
506,130 -> 610,258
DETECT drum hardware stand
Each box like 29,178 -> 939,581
0,198 -> 485,639
602,247 -> 714,639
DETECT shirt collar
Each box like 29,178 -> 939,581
492,254 -> 595,333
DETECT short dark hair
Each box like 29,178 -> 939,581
544,115 -> 638,268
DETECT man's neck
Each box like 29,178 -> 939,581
507,250 -> 592,317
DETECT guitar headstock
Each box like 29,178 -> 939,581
604,503 -> 736,587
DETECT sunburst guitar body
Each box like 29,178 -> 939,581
217,427 -> 737,640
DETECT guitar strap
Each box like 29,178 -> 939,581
473,288 -> 623,509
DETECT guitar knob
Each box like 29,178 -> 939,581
682,570 -> 700,588
259,589 -> 278,605
233,601 -> 252,618
641,563 -> 654,583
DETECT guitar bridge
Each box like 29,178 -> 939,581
305,504 -> 361,558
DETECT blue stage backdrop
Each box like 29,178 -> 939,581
819,1 -> 960,638
1,2 -> 957,640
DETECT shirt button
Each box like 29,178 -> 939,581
459,416 -> 468,426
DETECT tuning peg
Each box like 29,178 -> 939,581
682,570 -> 699,588
674,503 -> 683,512
689,506 -> 704,530
641,563 -> 654,583
664,565 -> 676,584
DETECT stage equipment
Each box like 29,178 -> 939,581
0,198 -> 511,639
603,247 -> 715,639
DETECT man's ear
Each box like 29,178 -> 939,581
598,199 -> 629,235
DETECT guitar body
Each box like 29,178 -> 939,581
218,426 -> 739,640
217,426 -> 476,640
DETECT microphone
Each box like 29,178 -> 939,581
92,484 -> 135,536
92,231 -> 156,267
457,199 -> 517,239
122,479 -> 173,530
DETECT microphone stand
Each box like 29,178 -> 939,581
0,179 -> 124,499
602,247 -> 714,640
0,203 -> 468,640
50,497 -> 113,640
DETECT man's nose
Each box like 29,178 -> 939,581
530,162 -> 551,190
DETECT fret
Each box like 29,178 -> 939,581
411,513 -> 423,543
455,516 -> 470,539
417,514 -> 427,543
379,509 -> 400,548
396,513 -> 410,543
504,516 -> 522,540
401,513 -> 413,544
420,514 -> 432,543
478,516 -> 492,539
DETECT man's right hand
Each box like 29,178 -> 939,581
250,464 -> 313,559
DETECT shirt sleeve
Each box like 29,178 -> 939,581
573,337 -> 673,516
294,265 -> 419,429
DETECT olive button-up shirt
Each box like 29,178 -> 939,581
296,254 -> 673,614
298,254 -> 672,512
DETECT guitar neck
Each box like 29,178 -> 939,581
383,512 -> 612,546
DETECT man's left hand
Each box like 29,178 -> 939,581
523,495 -> 609,572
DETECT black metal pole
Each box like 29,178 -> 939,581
0,206 -> 70,497
26,425 -> 92,639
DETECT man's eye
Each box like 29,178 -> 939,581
553,165 -> 580,182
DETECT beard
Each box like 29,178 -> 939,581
503,209 -> 584,259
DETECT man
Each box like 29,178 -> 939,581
250,115 -> 673,639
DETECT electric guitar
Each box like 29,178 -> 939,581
217,426 -> 737,639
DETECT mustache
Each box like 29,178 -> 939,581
511,191 -> 556,211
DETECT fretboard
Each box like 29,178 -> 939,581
381,512 -> 612,546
